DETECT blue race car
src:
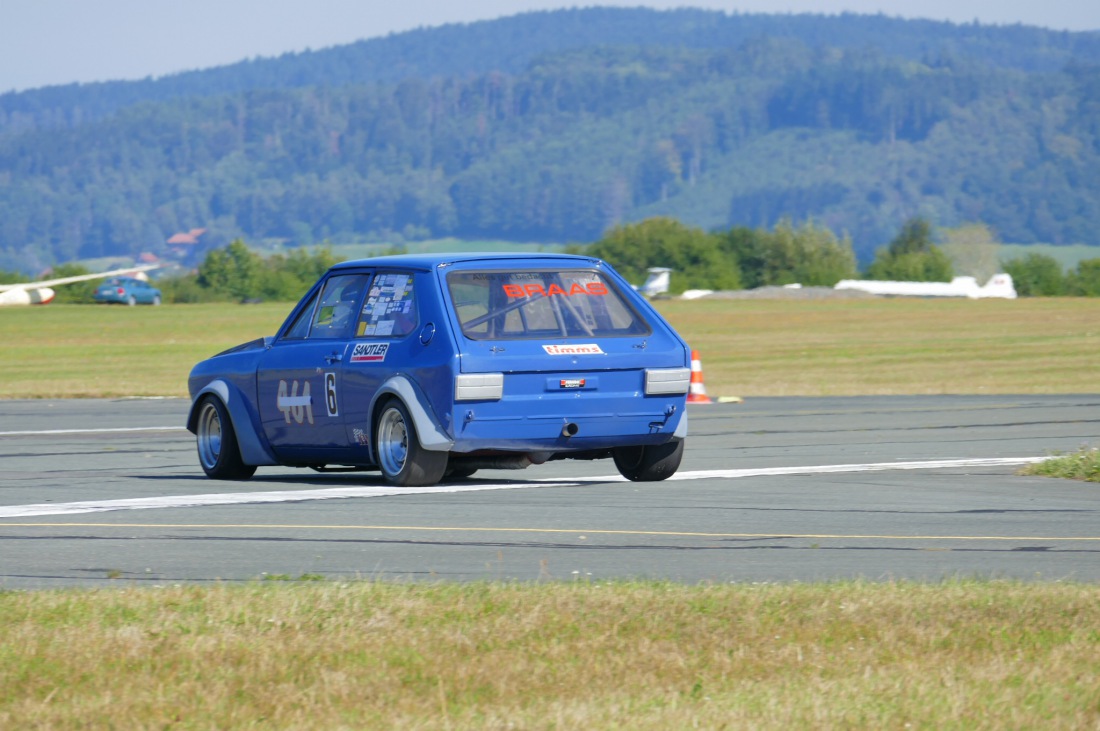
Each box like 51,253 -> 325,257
93,277 -> 162,305
186,253 -> 691,486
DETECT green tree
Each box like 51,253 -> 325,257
716,226 -> 769,288
1066,258 -> 1100,297
865,217 -> 954,282
588,217 -> 741,292
717,221 -> 856,288
197,239 -> 262,301
256,246 -> 343,301
766,220 -> 857,286
1001,253 -> 1065,296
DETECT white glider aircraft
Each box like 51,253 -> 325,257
0,265 -> 159,306
834,273 -> 1017,299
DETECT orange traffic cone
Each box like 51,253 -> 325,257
687,349 -> 712,404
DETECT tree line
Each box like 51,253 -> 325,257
7,217 -> 1097,303
1,11 -> 1099,275
583,217 -> 1100,296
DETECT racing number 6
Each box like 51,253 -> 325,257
325,372 -> 339,417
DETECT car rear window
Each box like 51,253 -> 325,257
447,269 -> 651,340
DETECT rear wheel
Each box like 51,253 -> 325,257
613,439 -> 684,482
126,295 -> 136,306
444,464 -> 479,481
195,396 -> 256,480
374,399 -> 448,487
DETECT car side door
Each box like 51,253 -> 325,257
256,272 -> 371,463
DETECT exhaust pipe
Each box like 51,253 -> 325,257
561,422 -> 579,438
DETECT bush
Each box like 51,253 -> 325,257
1002,253 -> 1065,296
736,220 -> 857,287
193,241 -> 343,302
47,263 -> 96,303
158,274 -> 231,304
1022,447 -> 1100,482
1066,258 -> 1100,297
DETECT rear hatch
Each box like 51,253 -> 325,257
443,265 -> 688,441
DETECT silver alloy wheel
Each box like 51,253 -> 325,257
196,400 -> 223,470
376,406 -> 409,477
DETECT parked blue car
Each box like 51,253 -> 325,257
186,253 -> 691,486
93,277 -> 162,305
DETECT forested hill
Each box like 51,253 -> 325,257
1,7 -> 1099,272
4,8 -> 1099,134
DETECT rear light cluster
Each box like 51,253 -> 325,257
644,368 -> 691,395
455,373 -> 504,401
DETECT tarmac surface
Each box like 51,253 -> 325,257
0,395 -> 1097,588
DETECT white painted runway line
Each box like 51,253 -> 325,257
0,457 -> 1048,519
0,426 -> 187,436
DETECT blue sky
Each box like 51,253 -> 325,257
2,0 -> 1098,94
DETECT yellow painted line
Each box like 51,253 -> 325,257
0,522 -> 1096,542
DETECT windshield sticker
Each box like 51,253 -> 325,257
503,282 -> 608,298
350,342 -> 390,363
543,344 -> 604,355
277,380 -> 314,425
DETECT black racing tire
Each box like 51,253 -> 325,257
195,395 -> 256,480
444,464 -> 479,481
374,399 -> 448,487
612,439 -> 685,482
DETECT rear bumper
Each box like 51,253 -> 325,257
449,397 -> 685,453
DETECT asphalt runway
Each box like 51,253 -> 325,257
0,395 -> 1098,589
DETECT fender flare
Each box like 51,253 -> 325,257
186,380 -> 278,466
673,408 -> 688,440
369,375 -> 455,460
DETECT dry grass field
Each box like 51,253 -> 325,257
657,297 -> 1100,398
2,297 -> 1098,728
2,581 -> 1098,730
0,297 -> 1097,398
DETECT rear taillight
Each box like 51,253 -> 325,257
455,373 -> 504,401
645,368 -> 691,395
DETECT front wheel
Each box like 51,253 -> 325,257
195,396 -> 256,480
613,439 -> 684,482
374,399 -> 448,487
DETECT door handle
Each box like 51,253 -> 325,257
324,352 -> 343,364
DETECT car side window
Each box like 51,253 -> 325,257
283,292 -> 320,340
310,274 -> 370,340
356,272 -> 417,338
